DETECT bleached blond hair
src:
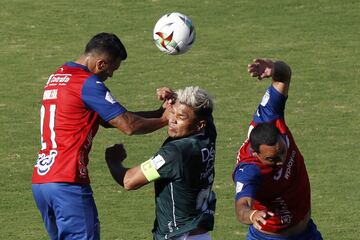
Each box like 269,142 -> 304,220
176,86 -> 213,118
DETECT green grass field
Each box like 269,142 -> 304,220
1,0 -> 359,239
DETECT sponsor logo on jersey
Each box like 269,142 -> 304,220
273,197 -> 292,224
43,89 -> 58,100
105,91 -> 117,104
35,150 -> 57,175
46,74 -> 71,86
152,154 -> 166,170
236,181 -> 244,193
200,146 -> 215,181
285,150 -> 296,180
260,89 -> 270,106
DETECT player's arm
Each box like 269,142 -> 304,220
130,108 -> 165,119
105,144 -> 149,190
235,196 -> 274,230
248,59 -> 291,125
82,79 -> 172,133
248,59 -> 292,97
108,110 -> 169,135
100,113 -> 167,132
233,164 -> 274,229
99,118 -> 114,128
105,144 -> 162,190
108,87 -> 174,135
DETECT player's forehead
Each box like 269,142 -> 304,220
173,101 -> 195,117
259,137 -> 286,155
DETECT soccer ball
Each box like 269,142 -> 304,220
153,12 -> 196,55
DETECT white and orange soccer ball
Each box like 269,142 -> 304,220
153,12 -> 196,55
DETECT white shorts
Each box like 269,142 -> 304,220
173,232 -> 211,240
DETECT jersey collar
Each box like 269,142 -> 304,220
65,62 -> 91,72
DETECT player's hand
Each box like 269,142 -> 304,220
105,144 -> 127,165
157,87 -> 177,104
161,101 -> 173,123
250,210 -> 274,230
248,59 -> 274,80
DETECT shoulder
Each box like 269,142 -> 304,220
61,62 -> 93,79
160,138 -> 193,156
81,76 -> 113,99
233,163 -> 260,181
168,136 -> 198,148
158,136 -> 200,162
83,75 -> 105,87
173,133 -> 214,152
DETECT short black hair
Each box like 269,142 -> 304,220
249,122 -> 281,153
85,32 -> 127,61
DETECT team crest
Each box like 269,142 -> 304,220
35,150 -> 57,175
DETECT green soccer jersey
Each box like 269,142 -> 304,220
152,119 -> 217,240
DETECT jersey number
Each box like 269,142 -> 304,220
40,104 -> 57,150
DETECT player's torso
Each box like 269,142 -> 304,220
154,133 -> 216,237
239,131 -> 311,230
32,64 -> 99,184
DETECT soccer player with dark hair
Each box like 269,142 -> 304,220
106,86 -> 217,240
233,59 -> 323,239
32,32 -> 173,239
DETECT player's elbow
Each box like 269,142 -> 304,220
235,200 -> 253,225
235,211 -> 243,223
120,127 -> 136,136
109,114 -> 137,136
236,213 -> 247,224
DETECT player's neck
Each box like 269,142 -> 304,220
75,55 -> 96,73
74,55 -> 87,67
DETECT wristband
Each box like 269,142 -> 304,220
249,210 -> 258,223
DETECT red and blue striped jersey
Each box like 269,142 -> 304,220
233,85 -> 311,232
32,62 -> 126,184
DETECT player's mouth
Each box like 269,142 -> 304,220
168,123 -> 176,131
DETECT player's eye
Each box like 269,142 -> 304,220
266,156 -> 279,162
278,147 -> 286,156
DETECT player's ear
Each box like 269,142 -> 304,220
197,120 -> 206,131
96,59 -> 107,71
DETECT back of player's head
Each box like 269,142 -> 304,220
176,86 -> 213,119
250,122 -> 281,153
85,32 -> 127,61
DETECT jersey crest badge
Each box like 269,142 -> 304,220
105,91 -> 117,104
152,154 -> 166,170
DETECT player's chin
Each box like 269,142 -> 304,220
167,128 -> 177,138
167,131 -> 174,138
98,74 -> 109,82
